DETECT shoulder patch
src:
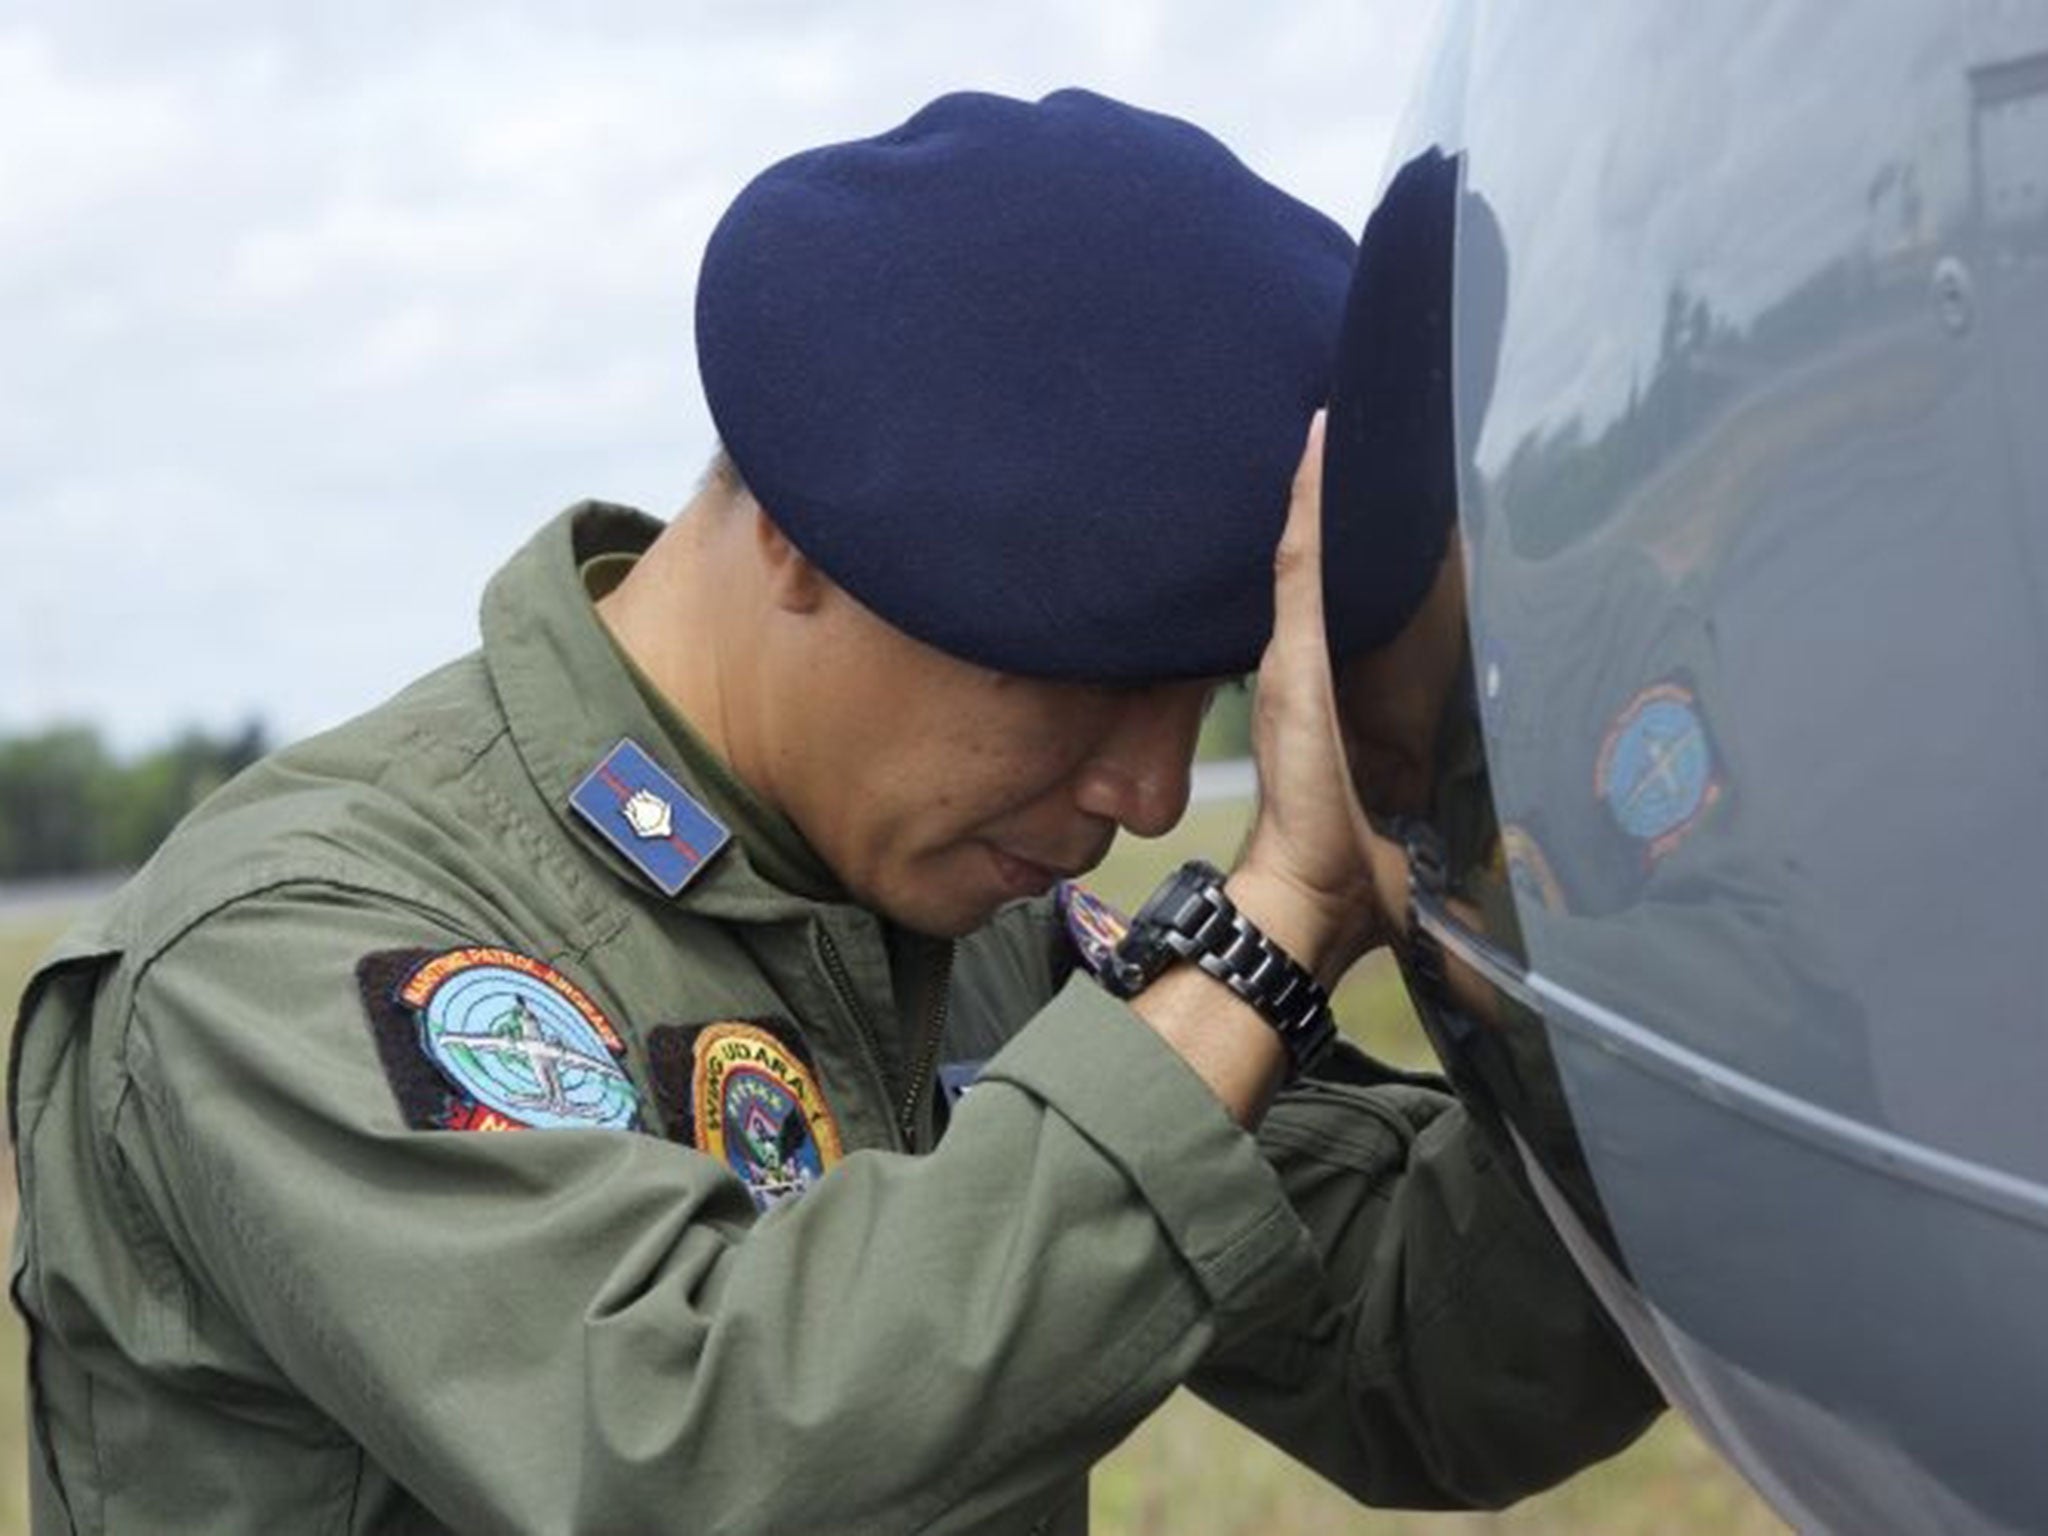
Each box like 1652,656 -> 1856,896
646,1018 -> 842,1211
356,946 -> 643,1133
1593,680 -> 1724,864
1055,881 -> 1129,981
569,737 -> 732,897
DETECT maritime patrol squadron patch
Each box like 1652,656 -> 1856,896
1594,680 -> 1724,864
356,946 -> 643,1133
645,1019 -> 843,1211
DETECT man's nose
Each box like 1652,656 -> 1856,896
1071,685 -> 1208,838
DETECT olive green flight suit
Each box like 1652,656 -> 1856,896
10,504 -> 1657,1535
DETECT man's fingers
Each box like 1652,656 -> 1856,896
1271,409 -> 1328,648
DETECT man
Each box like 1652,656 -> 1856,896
10,91 -> 1656,1535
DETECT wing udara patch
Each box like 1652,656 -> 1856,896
646,1017 -> 843,1211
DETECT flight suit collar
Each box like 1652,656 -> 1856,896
481,501 -> 840,925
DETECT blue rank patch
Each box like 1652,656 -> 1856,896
1594,681 -> 1723,862
1057,881 -> 1129,981
570,738 -> 732,897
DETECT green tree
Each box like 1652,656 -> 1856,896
0,727 -> 118,877
1196,680 -> 1253,762
0,720 -> 268,878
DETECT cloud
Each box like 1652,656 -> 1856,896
2,2 -> 1432,750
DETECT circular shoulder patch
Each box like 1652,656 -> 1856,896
692,1023 -> 843,1209
1057,882 -> 1130,980
1593,681 -> 1723,859
399,947 -> 640,1131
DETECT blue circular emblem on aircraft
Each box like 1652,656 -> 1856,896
1596,682 -> 1720,850
408,954 -> 640,1131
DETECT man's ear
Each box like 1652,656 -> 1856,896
754,505 -> 830,615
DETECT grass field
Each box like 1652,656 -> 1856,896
0,809 -> 1785,1533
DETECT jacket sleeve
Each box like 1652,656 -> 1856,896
112,884 -> 1323,1536
957,892 -> 1661,1510
1186,1055 -> 1663,1510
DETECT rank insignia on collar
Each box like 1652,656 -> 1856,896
1056,881 -> 1129,982
570,737 -> 732,897
356,946 -> 644,1133
1594,680 -> 1724,864
645,1019 -> 843,1212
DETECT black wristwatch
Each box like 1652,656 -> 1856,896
1102,859 -> 1336,1080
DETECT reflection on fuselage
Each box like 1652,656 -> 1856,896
1330,6 -> 2048,1529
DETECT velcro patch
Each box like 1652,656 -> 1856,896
356,946 -> 643,1133
1056,881 -> 1129,981
646,1018 -> 842,1211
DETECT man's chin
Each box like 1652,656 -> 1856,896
857,877 -> 1000,940
889,886 -> 1042,941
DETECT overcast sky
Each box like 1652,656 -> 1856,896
2,1 -> 1435,753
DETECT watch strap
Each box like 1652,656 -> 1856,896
1114,860 -> 1337,1078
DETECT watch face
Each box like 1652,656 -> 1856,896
1131,859 -> 1216,932
1111,860 -> 1222,996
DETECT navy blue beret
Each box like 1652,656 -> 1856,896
1321,147 -> 1461,659
696,88 -> 1355,680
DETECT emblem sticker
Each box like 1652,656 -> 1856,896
1057,882 -> 1129,981
1594,681 -> 1723,863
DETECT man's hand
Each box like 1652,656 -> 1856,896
1229,411 -> 1398,983
1132,411 -> 1401,1126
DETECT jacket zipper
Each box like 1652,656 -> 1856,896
902,943 -> 955,1144
815,929 -> 955,1150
